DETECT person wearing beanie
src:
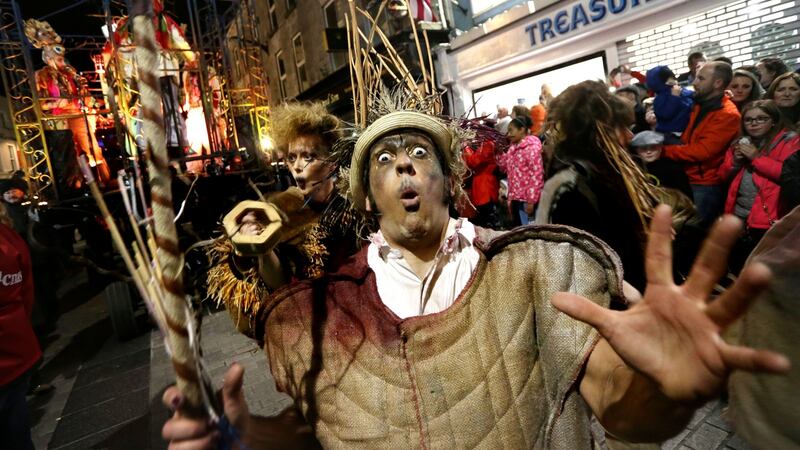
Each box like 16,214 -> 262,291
729,69 -> 764,112
646,65 -> 694,138
630,130 -> 692,199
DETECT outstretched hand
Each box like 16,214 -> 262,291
553,205 -> 790,403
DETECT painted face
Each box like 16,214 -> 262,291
285,134 -> 335,203
366,131 -> 450,250
729,75 -> 754,103
743,108 -> 774,139
757,63 -> 775,88
2,188 -> 25,204
774,78 -> 800,108
692,65 -> 718,100
507,122 -> 526,143
635,144 -> 663,163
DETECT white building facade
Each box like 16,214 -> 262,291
437,0 -> 800,116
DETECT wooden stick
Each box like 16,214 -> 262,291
131,0 -> 202,411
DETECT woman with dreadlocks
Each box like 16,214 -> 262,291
206,102 -> 364,340
536,80 -> 701,294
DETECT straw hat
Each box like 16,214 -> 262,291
349,110 -> 454,212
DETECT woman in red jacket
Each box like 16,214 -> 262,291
462,139 -> 500,228
0,203 -> 40,450
719,99 -> 800,273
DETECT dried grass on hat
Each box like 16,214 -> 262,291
330,3 -> 506,220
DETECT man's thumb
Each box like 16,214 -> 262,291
222,363 -> 248,424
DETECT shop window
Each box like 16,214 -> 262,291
471,54 -> 606,118
293,33 -> 309,91
324,0 -> 347,70
276,50 -> 288,100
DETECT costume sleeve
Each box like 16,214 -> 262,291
663,110 -> 741,163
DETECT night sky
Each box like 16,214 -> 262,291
17,0 -> 191,72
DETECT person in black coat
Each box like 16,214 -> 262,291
780,150 -> 800,214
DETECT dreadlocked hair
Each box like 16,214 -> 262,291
545,80 -> 659,233
270,102 -> 343,154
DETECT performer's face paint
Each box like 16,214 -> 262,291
367,131 -> 451,252
286,134 -> 335,203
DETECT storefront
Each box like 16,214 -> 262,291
436,0 -> 800,116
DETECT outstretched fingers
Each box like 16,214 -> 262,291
645,205 -> 675,286
552,292 -> 617,337
706,263 -> 772,329
718,340 -> 791,374
683,215 -> 743,301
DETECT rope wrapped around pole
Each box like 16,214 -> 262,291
130,0 -> 202,411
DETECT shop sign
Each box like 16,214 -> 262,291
525,0 -> 659,47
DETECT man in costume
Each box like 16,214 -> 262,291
163,103 -> 790,448
25,19 -> 110,186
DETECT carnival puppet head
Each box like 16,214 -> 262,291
24,19 -> 66,69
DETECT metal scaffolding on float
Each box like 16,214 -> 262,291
0,0 -> 272,202
0,0 -> 56,200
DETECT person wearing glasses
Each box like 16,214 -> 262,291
719,99 -> 800,274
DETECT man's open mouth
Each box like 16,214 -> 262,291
400,188 -> 420,212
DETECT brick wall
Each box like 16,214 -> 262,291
618,0 -> 800,75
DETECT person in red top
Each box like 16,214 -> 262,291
663,61 -> 741,226
496,116 -> 544,226
462,139 -> 500,228
718,100 -> 800,274
0,204 -> 41,450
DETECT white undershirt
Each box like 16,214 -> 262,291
367,218 -> 480,319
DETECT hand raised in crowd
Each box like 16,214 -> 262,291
554,205 -> 790,404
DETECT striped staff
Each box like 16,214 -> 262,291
130,0 -> 202,412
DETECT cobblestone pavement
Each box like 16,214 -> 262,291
33,290 -> 758,449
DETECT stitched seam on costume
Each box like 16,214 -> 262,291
401,335 -> 429,450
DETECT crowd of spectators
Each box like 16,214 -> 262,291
469,52 -> 799,279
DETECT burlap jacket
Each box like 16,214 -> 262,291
259,224 -> 624,449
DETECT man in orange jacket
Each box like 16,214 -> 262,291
663,61 -> 741,226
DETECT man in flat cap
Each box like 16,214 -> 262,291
163,108 -> 789,449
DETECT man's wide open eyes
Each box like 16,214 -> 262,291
376,151 -> 393,163
410,146 -> 428,158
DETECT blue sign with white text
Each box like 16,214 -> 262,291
525,0 -> 657,47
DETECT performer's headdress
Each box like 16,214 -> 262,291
24,19 -> 62,49
333,1 -> 505,214
24,19 -> 66,64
